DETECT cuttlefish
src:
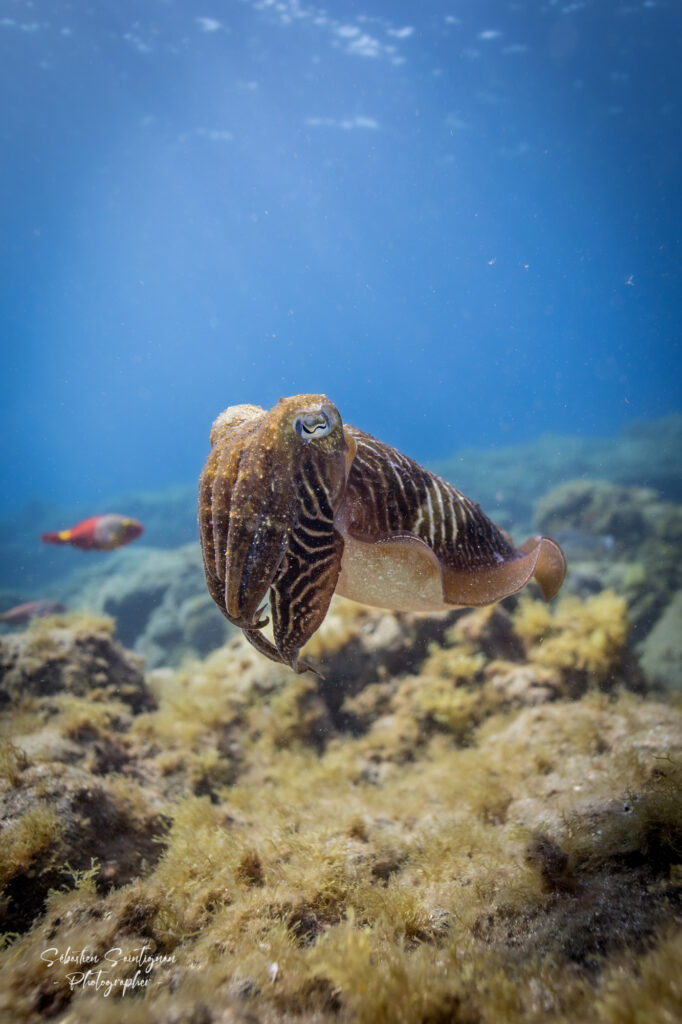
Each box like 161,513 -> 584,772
198,395 -> 566,674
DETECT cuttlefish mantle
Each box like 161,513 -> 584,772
198,394 -> 566,674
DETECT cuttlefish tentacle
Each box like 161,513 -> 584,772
199,395 -> 567,674
241,626 -> 321,677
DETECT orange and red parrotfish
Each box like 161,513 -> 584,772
41,514 -> 144,551
0,600 -> 66,625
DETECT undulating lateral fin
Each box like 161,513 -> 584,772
440,535 -> 566,606
518,536 -> 567,600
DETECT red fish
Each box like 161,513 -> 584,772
41,514 -> 144,551
0,600 -> 66,625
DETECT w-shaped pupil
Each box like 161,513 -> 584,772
296,413 -> 329,436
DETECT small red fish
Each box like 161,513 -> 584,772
41,514 -> 144,551
0,600 -> 66,625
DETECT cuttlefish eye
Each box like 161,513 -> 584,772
293,410 -> 332,439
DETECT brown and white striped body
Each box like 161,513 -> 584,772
198,395 -> 566,673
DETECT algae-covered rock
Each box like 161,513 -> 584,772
0,591 -> 681,1024
0,758 -> 165,935
0,615 -> 166,937
301,597 -> 466,727
534,478 -> 682,645
512,590 -> 644,695
0,613 -> 153,713
534,478 -> 656,549
638,589 -> 682,695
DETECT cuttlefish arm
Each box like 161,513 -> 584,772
335,427 -> 566,611
245,505 -> 345,676
199,404 -> 274,629
269,482 -> 346,671
241,463 -> 347,675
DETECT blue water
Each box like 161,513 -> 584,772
1,0 -> 680,513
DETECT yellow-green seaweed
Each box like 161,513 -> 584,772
0,582 -> 680,1024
